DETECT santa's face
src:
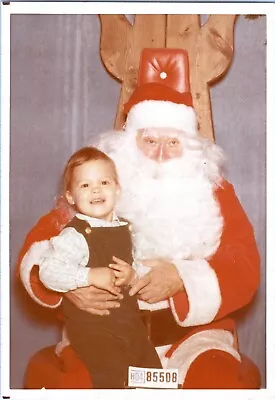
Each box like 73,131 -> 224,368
136,127 -> 184,162
95,127 -> 224,260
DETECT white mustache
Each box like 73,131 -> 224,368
94,128 -> 225,186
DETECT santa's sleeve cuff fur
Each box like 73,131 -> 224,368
170,259 -> 222,326
20,240 -> 62,308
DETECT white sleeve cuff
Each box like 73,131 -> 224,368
170,259 -> 222,326
75,267 -> 90,288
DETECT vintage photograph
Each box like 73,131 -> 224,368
1,3 -> 271,397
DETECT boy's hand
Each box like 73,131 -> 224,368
108,256 -> 136,286
88,267 -> 120,296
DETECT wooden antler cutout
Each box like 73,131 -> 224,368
100,14 -> 237,140
167,15 -> 237,140
100,15 -> 166,129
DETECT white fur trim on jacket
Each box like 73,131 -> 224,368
163,329 -> 241,385
170,259 -> 222,326
125,100 -> 197,135
20,240 -> 62,308
55,327 -> 70,356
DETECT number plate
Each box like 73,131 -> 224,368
128,366 -> 179,389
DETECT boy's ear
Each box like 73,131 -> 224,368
65,190 -> 75,205
116,184 -> 121,199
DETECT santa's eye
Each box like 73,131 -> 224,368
168,138 -> 180,146
144,137 -> 157,145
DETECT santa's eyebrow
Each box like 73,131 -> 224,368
141,131 -> 158,138
167,136 -> 180,140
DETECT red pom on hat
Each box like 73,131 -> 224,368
124,48 -> 198,136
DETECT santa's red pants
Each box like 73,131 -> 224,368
24,345 -> 260,389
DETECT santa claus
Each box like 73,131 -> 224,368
18,80 -> 261,388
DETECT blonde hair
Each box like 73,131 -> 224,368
62,146 -> 119,193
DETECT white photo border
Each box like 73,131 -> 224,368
1,2 -> 274,399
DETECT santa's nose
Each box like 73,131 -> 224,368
154,144 -> 172,162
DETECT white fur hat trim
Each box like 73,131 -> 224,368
125,100 -> 197,135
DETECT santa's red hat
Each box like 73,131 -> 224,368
124,48 -> 197,136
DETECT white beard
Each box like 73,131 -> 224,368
95,130 -> 225,261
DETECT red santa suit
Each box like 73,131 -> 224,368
18,81 -> 261,389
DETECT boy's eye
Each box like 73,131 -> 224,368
81,183 -> 89,188
102,180 -> 110,185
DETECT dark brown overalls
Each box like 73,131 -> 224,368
62,217 -> 162,388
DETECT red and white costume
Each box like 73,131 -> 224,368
18,52 -> 261,388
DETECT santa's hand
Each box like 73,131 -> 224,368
129,259 -> 184,303
65,285 -> 123,316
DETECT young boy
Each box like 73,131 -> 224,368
38,147 -> 162,388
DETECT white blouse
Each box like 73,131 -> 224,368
38,213 -> 130,292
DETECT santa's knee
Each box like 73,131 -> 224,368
182,350 -> 261,389
58,346 -> 93,389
